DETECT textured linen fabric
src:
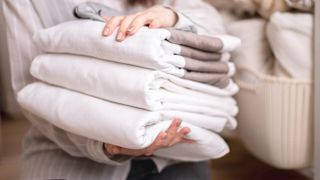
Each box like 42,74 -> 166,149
18,82 -> 230,160
33,20 -> 239,82
166,28 -> 241,53
2,0 -> 228,179
30,54 -> 239,118
4,0 -> 226,94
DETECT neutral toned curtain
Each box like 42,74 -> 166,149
0,1 -> 21,117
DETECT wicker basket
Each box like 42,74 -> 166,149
234,66 -> 314,169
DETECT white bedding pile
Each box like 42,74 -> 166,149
18,20 -> 241,161
33,20 -> 240,78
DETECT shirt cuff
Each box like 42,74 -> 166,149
87,140 -> 132,165
165,6 -> 197,33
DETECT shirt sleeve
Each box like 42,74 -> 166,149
25,110 -> 132,166
169,0 -> 226,36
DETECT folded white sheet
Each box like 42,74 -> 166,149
31,54 -> 239,121
17,82 -> 229,161
33,20 -> 240,77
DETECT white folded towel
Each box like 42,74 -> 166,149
31,54 -> 239,121
33,20 -> 240,78
17,82 -> 229,161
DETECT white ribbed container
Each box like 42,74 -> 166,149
235,66 -> 313,169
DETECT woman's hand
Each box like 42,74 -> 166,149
103,118 -> 194,156
102,5 -> 178,41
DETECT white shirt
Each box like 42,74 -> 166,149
2,0 -> 225,179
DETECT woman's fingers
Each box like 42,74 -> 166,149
116,15 -> 137,41
179,127 -> 191,135
105,119 -> 193,157
164,118 -> 182,143
127,13 -> 153,35
169,127 -> 191,146
144,131 -> 167,156
167,118 -> 182,134
103,16 -> 124,36
101,5 -> 178,40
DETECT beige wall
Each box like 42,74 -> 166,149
0,1 -> 21,116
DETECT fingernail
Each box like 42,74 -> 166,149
103,28 -> 110,36
184,127 -> 190,134
117,32 -> 124,41
175,119 -> 182,125
127,27 -> 135,36
127,26 -> 134,32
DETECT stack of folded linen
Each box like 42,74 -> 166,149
18,20 -> 241,161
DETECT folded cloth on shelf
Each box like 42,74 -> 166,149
33,20 -> 240,82
267,12 -> 313,80
30,54 -> 239,120
17,82 -> 230,161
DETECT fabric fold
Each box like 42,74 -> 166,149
30,54 -> 239,121
17,82 -> 230,161
166,28 -> 241,53
33,20 -> 240,86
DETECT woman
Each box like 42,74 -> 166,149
101,0 -> 226,179
21,0 -> 225,180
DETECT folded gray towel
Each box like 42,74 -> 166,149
185,58 -> 230,73
166,28 -> 241,53
184,72 -> 230,87
167,28 -> 224,52
179,45 -> 224,61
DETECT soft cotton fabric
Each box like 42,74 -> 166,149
18,82 -> 230,161
72,2 -> 239,54
31,54 -> 239,119
267,12 -> 313,80
33,20 -> 239,81
166,28 -> 241,53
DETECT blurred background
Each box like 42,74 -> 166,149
0,0 -> 316,179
